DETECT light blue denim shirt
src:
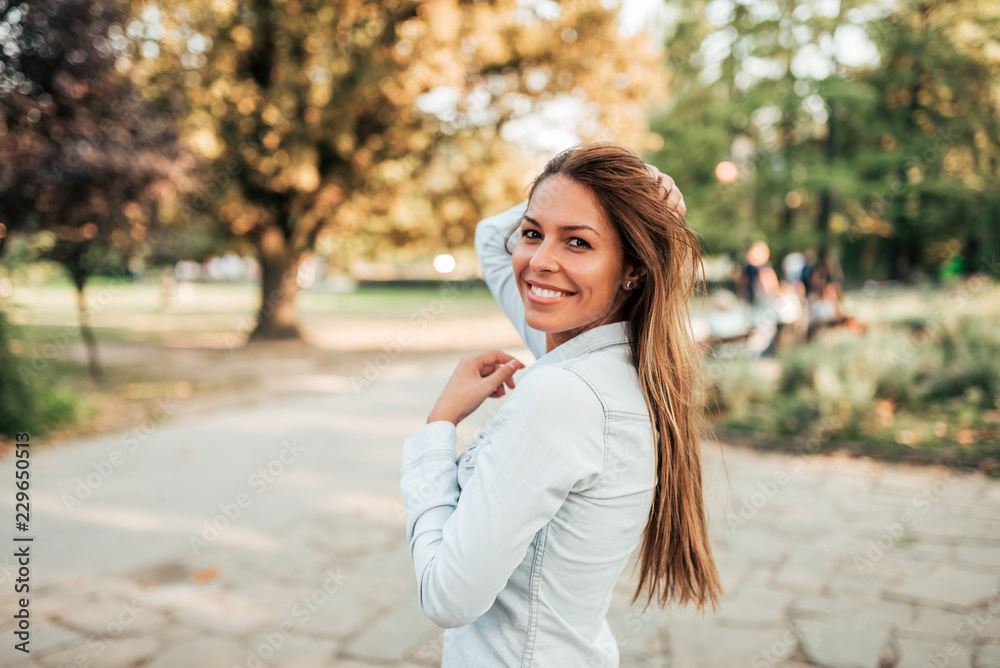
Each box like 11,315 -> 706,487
400,200 -> 657,667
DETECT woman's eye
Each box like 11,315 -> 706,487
569,237 -> 591,249
521,229 -> 540,239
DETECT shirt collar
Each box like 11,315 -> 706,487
524,320 -> 630,374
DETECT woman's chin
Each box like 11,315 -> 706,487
524,312 -> 568,334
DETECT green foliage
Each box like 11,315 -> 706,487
649,0 -> 1000,281
0,308 -> 80,438
706,304 -> 1000,470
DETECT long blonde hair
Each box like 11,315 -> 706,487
504,142 -> 723,613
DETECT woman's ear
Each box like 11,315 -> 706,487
623,259 -> 646,285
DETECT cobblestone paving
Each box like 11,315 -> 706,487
1,353 -> 998,668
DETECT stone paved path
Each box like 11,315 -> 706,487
1,350 -> 999,668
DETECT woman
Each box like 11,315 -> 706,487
400,142 -> 722,666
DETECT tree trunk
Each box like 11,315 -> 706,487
70,270 -> 102,380
815,95 -> 835,255
249,224 -> 303,341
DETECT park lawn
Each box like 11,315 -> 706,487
2,278 -> 500,447
6,278 -> 499,346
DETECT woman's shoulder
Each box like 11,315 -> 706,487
562,347 -> 650,421
512,363 -> 604,413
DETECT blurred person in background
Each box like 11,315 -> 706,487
739,241 -> 782,355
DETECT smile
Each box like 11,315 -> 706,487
526,282 -> 576,302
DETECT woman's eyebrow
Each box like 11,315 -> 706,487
521,215 -> 602,238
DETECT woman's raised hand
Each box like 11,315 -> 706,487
645,164 -> 687,217
426,351 -> 525,426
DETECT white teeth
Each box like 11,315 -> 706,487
530,284 -> 570,298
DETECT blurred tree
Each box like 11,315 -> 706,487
0,0 -> 193,378
851,0 -> 1000,280
649,0 -> 1000,282
129,0 -> 666,340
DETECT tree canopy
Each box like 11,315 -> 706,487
648,0 -> 1000,281
125,0 -> 668,338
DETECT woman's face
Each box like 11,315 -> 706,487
512,174 -> 637,350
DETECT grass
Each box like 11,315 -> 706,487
0,276 -> 502,447
4,277 -> 499,346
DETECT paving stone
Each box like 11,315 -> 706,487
143,584 -> 276,637
342,544 -> 416,590
30,589 -> 94,620
342,595 -> 439,661
4,621 -> 81,659
667,621 -> 796,668
885,564 -> 1000,609
607,609 -> 669,661
238,548 -> 343,589
713,583 -> 793,626
247,633 -> 339,668
977,641 -> 1000,668
712,554 -> 752,594
788,593 -> 913,629
282,516 -> 397,563
793,619 -> 890,668
771,549 -> 836,593
143,636 -> 245,668
49,598 -> 168,638
894,638 -> 970,668
290,572 -> 406,640
226,579 -> 307,610
967,604 -> 1000,642
848,541 -> 943,580
717,526 -> 790,565
823,563 -> 904,598
914,517 -> 1000,545
897,606 -> 981,641
953,545 -> 1000,572
38,634 -> 161,668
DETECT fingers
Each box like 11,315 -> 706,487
485,358 -> 522,394
645,163 -> 687,217
666,185 -> 687,217
465,351 -> 524,399
474,350 -> 520,373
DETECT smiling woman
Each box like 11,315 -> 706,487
399,141 -> 721,667
512,173 -> 642,351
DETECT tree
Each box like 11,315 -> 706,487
648,0 -> 1000,282
0,0 -> 192,378
129,0 -> 667,341
850,0 -> 1000,280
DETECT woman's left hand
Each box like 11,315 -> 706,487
645,164 -> 687,217
426,351 -> 525,425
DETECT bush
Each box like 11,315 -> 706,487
705,311 -> 1000,472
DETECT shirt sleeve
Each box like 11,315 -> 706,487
399,365 -> 606,629
473,200 -> 548,360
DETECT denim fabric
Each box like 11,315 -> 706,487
400,200 -> 656,667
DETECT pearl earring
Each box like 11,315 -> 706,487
626,280 -> 634,289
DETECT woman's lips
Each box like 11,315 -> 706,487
525,281 -> 576,304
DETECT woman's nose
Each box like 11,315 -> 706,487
528,239 -> 559,273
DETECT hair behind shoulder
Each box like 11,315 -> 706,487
509,141 -> 724,614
